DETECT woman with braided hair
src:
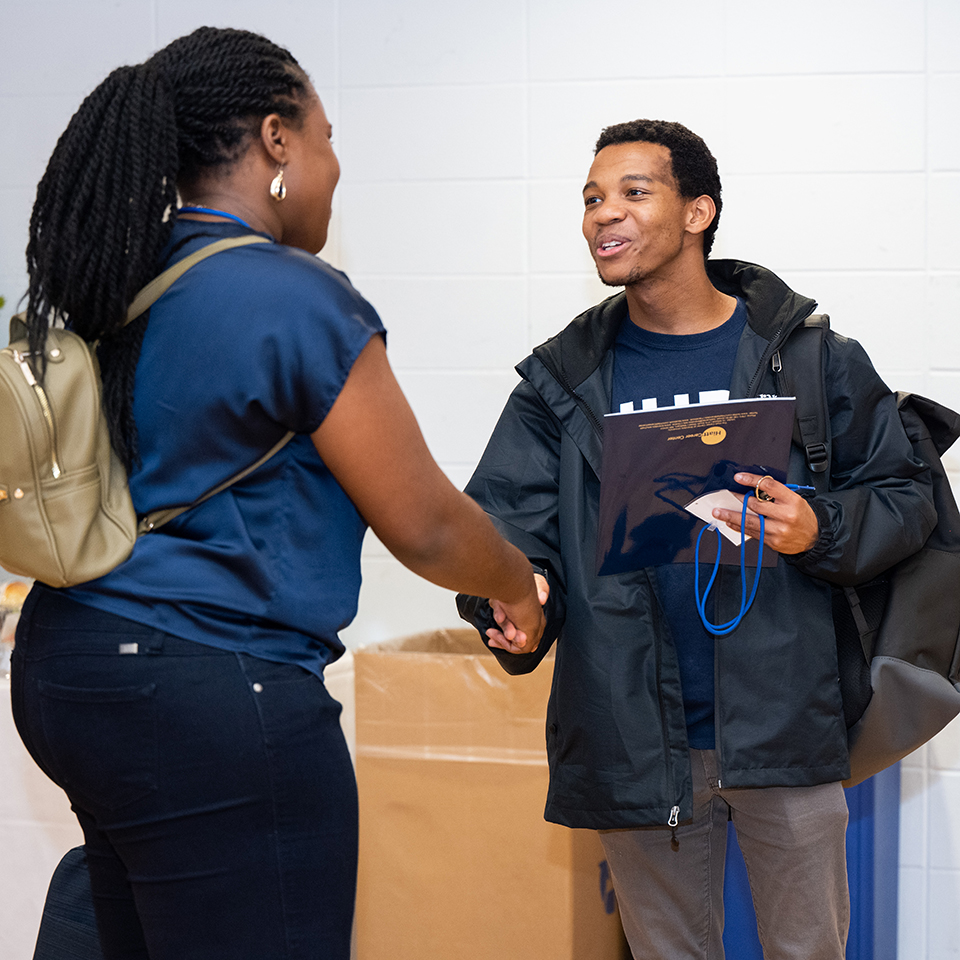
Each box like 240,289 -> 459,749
12,26 -> 544,960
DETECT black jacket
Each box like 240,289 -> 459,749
460,259 -> 936,830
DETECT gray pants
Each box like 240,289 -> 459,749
599,749 -> 849,960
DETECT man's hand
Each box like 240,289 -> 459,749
487,574 -> 550,654
710,472 -> 819,555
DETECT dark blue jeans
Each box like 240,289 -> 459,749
12,585 -> 358,960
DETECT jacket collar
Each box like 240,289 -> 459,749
709,259 -> 817,346
528,259 -> 818,393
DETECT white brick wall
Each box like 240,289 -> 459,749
2,1 -> 958,956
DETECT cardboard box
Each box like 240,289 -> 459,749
354,629 -> 628,960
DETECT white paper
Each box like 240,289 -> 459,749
683,490 -> 760,546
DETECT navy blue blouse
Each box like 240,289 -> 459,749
64,221 -> 385,675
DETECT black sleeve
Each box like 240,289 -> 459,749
456,380 -> 567,675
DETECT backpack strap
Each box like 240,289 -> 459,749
777,314 -> 877,658
137,428 -> 295,534
123,233 -> 292,535
776,313 -> 831,493
125,235 -> 272,326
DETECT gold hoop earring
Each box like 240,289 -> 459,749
270,166 -> 286,201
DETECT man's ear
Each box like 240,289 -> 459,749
259,113 -> 288,164
686,195 -> 717,236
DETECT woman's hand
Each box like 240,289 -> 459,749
486,574 -> 549,654
710,472 -> 819,555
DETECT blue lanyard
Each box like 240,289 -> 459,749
694,493 -> 764,636
178,206 -> 256,231
693,483 -> 814,635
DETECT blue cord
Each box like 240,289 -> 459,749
694,493 -> 764,636
178,205 -> 256,231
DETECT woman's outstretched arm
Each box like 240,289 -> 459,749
311,336 -> 544,650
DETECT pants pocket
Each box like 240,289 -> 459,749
37,679 -> 158,811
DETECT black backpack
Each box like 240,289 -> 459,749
779,315 -> 960,786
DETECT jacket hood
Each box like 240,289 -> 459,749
530,259 -> 818,391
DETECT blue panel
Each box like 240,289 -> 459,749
722,765 -> 900,959
845,764 -> 901,960
722,823 -> 763,959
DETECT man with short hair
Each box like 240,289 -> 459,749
458,119 -> 936,959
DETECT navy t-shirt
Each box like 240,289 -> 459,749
64,221 -> 385,676
612,299 -> 747,748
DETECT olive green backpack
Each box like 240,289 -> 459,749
0,235 -> 291,588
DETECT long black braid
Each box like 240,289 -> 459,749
24,26 -> 309,470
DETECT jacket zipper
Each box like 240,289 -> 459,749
713,563 -> 725,789
745,307 -> 817,398
746,322 -> 787,397
649,572 -> 683,835
553,366 -> 605,439
4,348 -> 63,479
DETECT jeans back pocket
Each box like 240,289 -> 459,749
37,680 -> 158,812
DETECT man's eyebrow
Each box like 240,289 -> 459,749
582,174 -> 658,194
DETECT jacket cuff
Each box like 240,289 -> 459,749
783,497 -> 832,569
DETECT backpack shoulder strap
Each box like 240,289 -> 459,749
778,315 -> 878,666
777,313 -> 831,494
124,233 -> 286,535
137,428 -> 295,535
124,235 -> 272,326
